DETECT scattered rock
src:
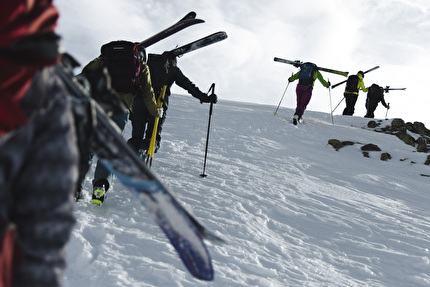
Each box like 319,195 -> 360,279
395,130 -> 415,147
425,155 -> 430,166
416,137 -> 428,153
367,121 -> 379,128
362,152 -> 370,158
361,144 -> 381,151
328,139 -> 355,151
380,153 -> 392,161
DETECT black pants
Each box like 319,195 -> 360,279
342,93 -> 358,116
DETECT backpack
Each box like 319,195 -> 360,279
345,75 -> 359,93
298,62 -> 317,85
367,84 -> 383,100
100,41 -> 141,94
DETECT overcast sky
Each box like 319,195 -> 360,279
56,0 -> 430,125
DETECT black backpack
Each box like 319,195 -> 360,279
298,62 -> 317,85
100,41 -> 141,93
368,84 -> 383,100
345,75 -> 359,93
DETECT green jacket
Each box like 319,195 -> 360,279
82,57 -> 159,116
289,69 -> 330,88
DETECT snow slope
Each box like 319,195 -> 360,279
66,95 -> 430,287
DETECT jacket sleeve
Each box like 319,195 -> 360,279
288,71 -> 300,82
173,67 -> 207,101
358,79 -> 368,93
315,70 -> 330,88
138,64 -> 159,116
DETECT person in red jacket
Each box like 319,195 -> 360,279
0,1 -> 77,286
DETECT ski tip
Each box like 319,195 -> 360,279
181,11 -> 197,21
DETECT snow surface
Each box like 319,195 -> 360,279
66,95 -> 430,287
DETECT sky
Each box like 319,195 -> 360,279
56,0 -> 430,125
65,94 -> 430,286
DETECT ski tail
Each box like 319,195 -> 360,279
274,57 -> 302,67
317,66 -> 349,77
138,13 -> 204,48
170,31 -> 228,57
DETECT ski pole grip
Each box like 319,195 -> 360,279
207,83 -> 215,95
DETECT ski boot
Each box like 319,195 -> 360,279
92,185 -> 106,206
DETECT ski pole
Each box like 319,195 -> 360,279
385,102 -> 390,120
200,83 -> 215,178
328,81 -> 334,124
274,80 -> 291,115
145,85 -> 167,167
331,96 -> 345,114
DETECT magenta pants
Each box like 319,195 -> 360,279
294,83 -> 313,117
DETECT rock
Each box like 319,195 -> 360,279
361,144 -> 381,151
367,121 -> 379,128
395,130 -> 415,147
416,137 -> 428,153
380,153 -> 392,161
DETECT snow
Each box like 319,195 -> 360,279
66,94 -> 430,287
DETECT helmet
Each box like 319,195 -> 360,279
357,71 -> 364,77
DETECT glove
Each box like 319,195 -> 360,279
200,93 -> 218,104
208,93 -> 218,104
386,104 -> 390,109
157,107 -> 164,118
288,77 -> 293,82
327,81 -> 331,88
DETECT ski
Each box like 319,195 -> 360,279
332,66 -> 380,89
274,57 -> 349,77
169,31 -> 228,57
56,54 -> 224,281
383,86 -> 406,93
138,12 -> 204,48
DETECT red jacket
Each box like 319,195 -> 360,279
0,0 -> 60,135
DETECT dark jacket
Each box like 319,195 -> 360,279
147,53 -> 207,110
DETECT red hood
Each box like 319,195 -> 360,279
0,0 -> 59,47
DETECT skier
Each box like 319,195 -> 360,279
76,43 -> 163,206
364,84 -> 390,118
288,62 -> 330,125
128,52 -> 217,154
0,0 -> 78,286
342,71 -> 368,116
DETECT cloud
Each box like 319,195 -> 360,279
56,0 -> 429,125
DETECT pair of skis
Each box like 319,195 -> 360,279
138,12 -> 228,58
274,57 -> 349,77
331,66 -> 380,89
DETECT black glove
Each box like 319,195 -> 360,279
327,81 -> 331,87
201,93 -> 218,104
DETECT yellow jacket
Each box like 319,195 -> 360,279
344,73 -> 368,95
